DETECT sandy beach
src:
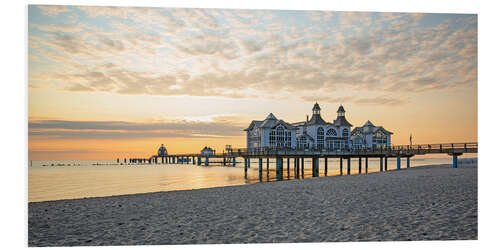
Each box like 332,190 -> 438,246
28,163 -> 477,246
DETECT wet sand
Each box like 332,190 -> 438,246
28,163 -> 477,246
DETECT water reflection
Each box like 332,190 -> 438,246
29,157 -> 461,202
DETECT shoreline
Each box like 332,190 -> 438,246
29,163 -> 477,246
28,160 -> 476,204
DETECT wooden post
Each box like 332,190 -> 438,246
380,157 -> 383,172
347,157 -> 351,175
324,157 -> 328,176
233,157 -> 236,167
205,157 -> 209,166
258,158 -> 263,181
340,158 -> 343,175
384,157 -> 388,171
301,157 -> 304,177
397,156 -> 401,170
295,158 -> 299,177
287,158 -> 290,178
407,157 -> 410,168
244,158 -> 248,177
311,157 -> 315,177
312,157 -> 319,177
365,157 -> 368,174
276,157 -> 283,181
223,157 -> 226,166
453,154 -> 458,168
266,157 -> 270,177
358,157 -> 362,174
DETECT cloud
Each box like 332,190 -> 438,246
29,7 -> 477,104
28,119 -> 246,140
36,5 -> 70,17
302,95 -> 408,106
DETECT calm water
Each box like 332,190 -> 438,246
28,156 -> 474,202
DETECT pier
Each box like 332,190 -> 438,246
124,142 -> 477,180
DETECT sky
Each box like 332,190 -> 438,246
28,5 -> 477,160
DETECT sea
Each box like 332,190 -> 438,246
28,156 -> 477,202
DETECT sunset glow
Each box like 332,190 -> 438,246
28,6 -> 477,160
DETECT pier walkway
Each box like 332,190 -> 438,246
123,142 -> 477,181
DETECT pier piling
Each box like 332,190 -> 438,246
259,158 -> 263,181
325,157 -> 328,176
384,157 -> 388,171
340,158 -> 343,175
397,156 -> 401,170
312,157 -> 319,177
358,157 -> 362,174
266,158 -> 270,177
407,157 -> 410,168
347,157 -> 351,175
301,158 -> 304,177
380,157 -> 383,172
244,158 -> 248,178
293,157 -> 300,178
276,157 -> 283,181
365,157 -> 368,174
287,158 -> 290,178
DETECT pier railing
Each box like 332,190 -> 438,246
164,142 -> 477,158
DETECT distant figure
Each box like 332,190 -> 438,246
158,144 -> 168,157
410,133 -> 412,146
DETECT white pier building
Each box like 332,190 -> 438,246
245,103 -> 392,150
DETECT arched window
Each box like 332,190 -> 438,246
325,128 -> 337,150
270,125 -> 291,148
342,128 -> 348,138
277,126 -> 284,148
317,127 -> 324,149
326,128 -> 337,137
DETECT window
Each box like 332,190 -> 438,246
342,128 -> 348,138
270,125 -> 291,148
317,127 -> 324,149
298,136 -> 309,149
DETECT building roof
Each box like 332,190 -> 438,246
305,113 -> 329,126
244,120 -> 263,131
364,120 -> 374,126
259,113 -> 278,128
297,131 -> 314,141
333,116 -> 353,127
290,121 -> 306,126
245,113 -> 298,131
352,120 -> 393,135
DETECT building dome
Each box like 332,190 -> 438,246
157,144 -> 168,157
312,102 -> 321,111
337,105 -> 345,113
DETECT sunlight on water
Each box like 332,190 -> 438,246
28,156 -> 475,202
